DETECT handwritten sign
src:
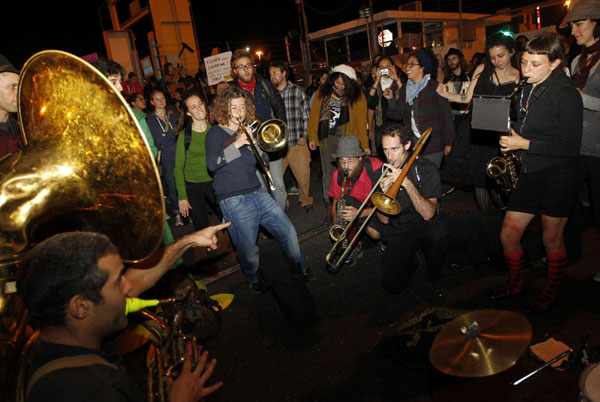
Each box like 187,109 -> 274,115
204,51 -> 233,86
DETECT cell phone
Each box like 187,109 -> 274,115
379,68 -> 389,76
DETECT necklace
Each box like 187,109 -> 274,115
518,85 -> 535,132
155,113 -> 172,136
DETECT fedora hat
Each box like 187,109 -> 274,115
331,136 -> 365,159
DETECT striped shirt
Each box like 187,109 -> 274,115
277,82 -> 309,147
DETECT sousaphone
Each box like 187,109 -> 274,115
0,50 -> 165,399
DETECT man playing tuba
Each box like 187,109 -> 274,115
18,226 -> 228,402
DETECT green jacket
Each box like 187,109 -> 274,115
130,107 -> 158,158
174,124 -> 212,200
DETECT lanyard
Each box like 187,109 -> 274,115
155,113 -> 172,136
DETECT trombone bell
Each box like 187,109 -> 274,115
256,119 -> 287,152
370,193 -> 402,215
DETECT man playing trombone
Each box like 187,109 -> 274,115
366,124 -> 449,295
205,86 -> 306,290
329,136 -> 384,266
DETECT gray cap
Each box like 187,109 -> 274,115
0,54 -> 19,74
560,0 -> 600,28
331,135 -> 365,159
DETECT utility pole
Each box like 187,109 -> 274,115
368,0 -> 377,60
284,35 -> 292,65
459,0 -> 464,51
295,0 -> 312,85
359,2 -> 374,61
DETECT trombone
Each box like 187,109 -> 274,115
236,118 -> 288,191
325,128 -> 432,273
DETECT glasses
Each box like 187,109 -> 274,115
235,63 -> 253,71
339,157 -> 359,165
404,63 -> 421,68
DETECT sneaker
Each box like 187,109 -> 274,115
344,243 -> 363,266
302,204 -> 313,213
174,213 -> 184,227
287,186 -> 299,195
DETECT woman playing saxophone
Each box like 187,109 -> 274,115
490,33 -> 583,311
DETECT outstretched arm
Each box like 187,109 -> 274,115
126,222 -> 231,297
436,64 -> 483,104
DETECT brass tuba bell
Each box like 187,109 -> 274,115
1,50 -> 165,400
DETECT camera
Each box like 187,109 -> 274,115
379,68 -> 389,76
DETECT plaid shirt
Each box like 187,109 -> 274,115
277,82 -> 309,147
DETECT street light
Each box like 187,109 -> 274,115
256,50 -> 263,60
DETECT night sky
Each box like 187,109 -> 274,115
3,0 -> 546,69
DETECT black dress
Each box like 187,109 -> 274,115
442,77 -> 517,187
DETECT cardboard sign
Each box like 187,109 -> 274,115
204,51 -> 234,86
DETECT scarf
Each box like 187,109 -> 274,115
238,77 -> 257,95
405,74 -> 431,106
572,39 -> 600,89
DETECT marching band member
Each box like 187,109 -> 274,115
329,136 -> 383,266
367,124 -> 449,295
205,86 -> 306,290
490,33 -> 583,311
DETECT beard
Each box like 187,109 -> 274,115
338,159 -> 364,183
448,62 -> 461,73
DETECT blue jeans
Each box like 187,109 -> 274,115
220,190 -> 306,283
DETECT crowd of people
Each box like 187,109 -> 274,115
1,0 -> 599,399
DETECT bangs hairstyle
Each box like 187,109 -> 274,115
212,86 -> 256,125
524,32 -> 565,64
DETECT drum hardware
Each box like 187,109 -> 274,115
325,128 -> 432,273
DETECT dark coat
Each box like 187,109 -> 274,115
233,74 -> 287,124
386,79 -> 455,155
516,69 -> 582,174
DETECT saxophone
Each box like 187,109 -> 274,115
329,170 -> 349,249
486,79 -> 527,192
487,152 -> 521,192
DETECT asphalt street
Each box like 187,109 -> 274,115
164,154 -> 600,402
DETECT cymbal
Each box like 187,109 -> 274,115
429,309 -> 532,377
